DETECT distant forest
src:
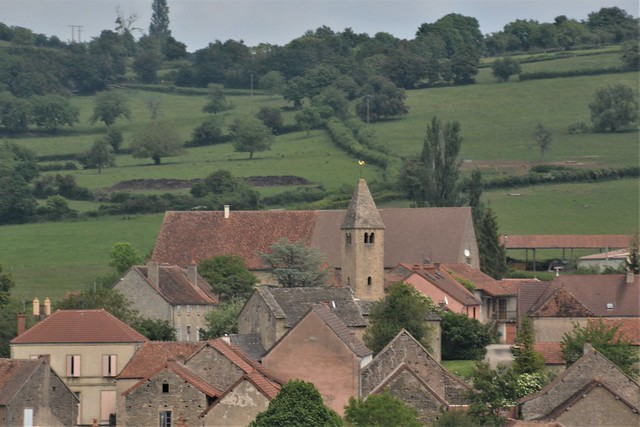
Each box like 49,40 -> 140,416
0,6 -> 637,97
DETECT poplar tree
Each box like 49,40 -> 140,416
149,0 -> 171,38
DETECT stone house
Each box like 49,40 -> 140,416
238,286 -> 368,352
386,263 -> 481,319
360,329 -> 469,425
113,261 -> 219,342
117,338 -> 282,426
10,309 -> 148,426
519,344 -> 640,426
0,357 -> 78,427
519,273 -> 640,367
261,304 -> 372,415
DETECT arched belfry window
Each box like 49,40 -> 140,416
369,232 -> 375,244
364,233 -> 369,244
367,276 -> 372,286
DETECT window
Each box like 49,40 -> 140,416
187,305 -> 191,316
66,355 -> 81,377
176,306 -> 181,316
102,355 -> 117,377
345,233 -> 352,245
176,325 -> 182,341
100,391 -> 116,422
162,383 -> 169,393
75,392 -> 81,425
187,325 -> 191,341
498,299 -> 507,320
160,410 -> 172,427
23,408 -> 33,427
364,233 -> 369,243
369,232 -> 375,243
367,276 -> 372,286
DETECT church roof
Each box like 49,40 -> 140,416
340,179 -> 385,229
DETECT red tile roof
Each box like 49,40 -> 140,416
10,309 -> 148,344
500,234 -> 631,250
117,341 -> 203,379
133,265 -> 219,305
534,342 -> 565,365
152,207 -> 477,270
600,318 -> 640,345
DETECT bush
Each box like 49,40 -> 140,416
567,122 -> 590,134
325,118 -> 389,169
441,311 -> 492,360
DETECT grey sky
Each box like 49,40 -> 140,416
2,0 -> 638,52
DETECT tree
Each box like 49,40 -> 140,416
0,143 -> 38,224
259,71 -> 286,96
560,319 -> 639,378
249,380 -> 342,427
90,91 -> 131,127
355,76 -> 408,122
589,84 -> 639,132
133,47 -> 162,84
432,410 -> 479,427
201,297 -> 245,339
440,311 -> 492,360
257,107 -> 284,134
364,283 -> 437,354
29,95 -> 80,133
531,122 -> 552,159
476,207 -> 508,279
294,107 -> 325,137
108,243 -> 144,275
131,317 -> 176,341
229,117 -> 274,159
57,288 -> 139,324
106,126 -> 124,152
131,119 -> 185,165
78,137 -> 115,173
149,0 -> 171,38
344,390 -> 421,427
0,92 -> 31,134
399,116 -> 462,207
0,263 -> 15,306
260,238 -> 329,288
621,41 -> 640,70
512,316 -> 546,375
190,116 -> 225,146
626,234 -> 640,273
466,363 -> 518,426
491,57 -> 521,82
312,87 -> 350,120
202,84 -> 233,113
190,169 -> 261,210
198,255 -> 258,301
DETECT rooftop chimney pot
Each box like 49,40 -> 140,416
32,298 -> 40,317
224,205 -> 230,219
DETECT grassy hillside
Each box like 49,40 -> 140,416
2,50 -> 639,301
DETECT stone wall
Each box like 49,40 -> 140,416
237,292 -> 282,351
554,386 -> 640,427
124,369 -> 209,427
114,271 -> 171,321
186,345 -> 244,392
382,368 -> 447,424
202,380 -> 270,426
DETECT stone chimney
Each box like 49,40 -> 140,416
224,205 -> 230,219
187,263 -> 198,287
17,313 -> 26,336
32,298 -> 40,317
44,298 -> 51,316
626,270 -> 635,284
147,260 -> 159,285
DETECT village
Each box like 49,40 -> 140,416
1,179 -> 639,426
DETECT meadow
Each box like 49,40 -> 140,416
2,50 -> 639,301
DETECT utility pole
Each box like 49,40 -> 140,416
68,25 -> 84,43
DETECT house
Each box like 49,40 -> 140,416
10,309 -> 148,426
0,357 -> 78,427
578,248 -> 629,272
519,344 -> 640,426
359,329 -> 469,425
519,273 -> 640,368
151,199 -> 480,280
113,261 -> 219,342
261,304 -> 372,414
237,286 -> 368,352
386,263 -> 481,319
118,338 -> 282,426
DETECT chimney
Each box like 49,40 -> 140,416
44,298 -> 51,316
17,313 -> 26,336
626,270 -> 635,284
147,260 -> 159,285
434,262 -> 441,274
187,263 -> 198,287
224,205 -> 230,219
32,298 -> 40,317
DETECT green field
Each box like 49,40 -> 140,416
2,50 -> 639,301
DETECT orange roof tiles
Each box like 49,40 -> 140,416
534,342 -> 565,365
118,341 -> 202,379
10,309 -> 148,344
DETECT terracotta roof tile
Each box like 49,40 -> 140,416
0,359 -> 41,405
117,341 -> 202,379
501,235 -> 631,249
600,318 -> 640,345
152,207 -> 476,270
134,265 -> 218,305
534,342 -> 565,365
10,309 -> 148,344
245,370 -> 281,400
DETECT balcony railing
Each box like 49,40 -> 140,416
491,310 -> 517,321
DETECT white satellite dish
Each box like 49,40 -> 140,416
464,248 -> 471,257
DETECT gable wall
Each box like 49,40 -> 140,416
521,352 -> 640,420
1,364 -> 77,427
555,386 -> 640,427
533,317 -> 588,342
185,346 -> 245,392
123,369 -> 208,427
202,380 -> 270,426
173,305 -> 214,342
262,312 -> 361,415
237,293 -> 283,352
361,333 -> 446,398
383,369 -> 448,425
113,271 -> 172,322
405,275 -> 468,316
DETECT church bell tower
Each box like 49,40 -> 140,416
341,179 -> 385,301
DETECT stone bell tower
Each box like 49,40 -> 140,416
341,179 -> 385,301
